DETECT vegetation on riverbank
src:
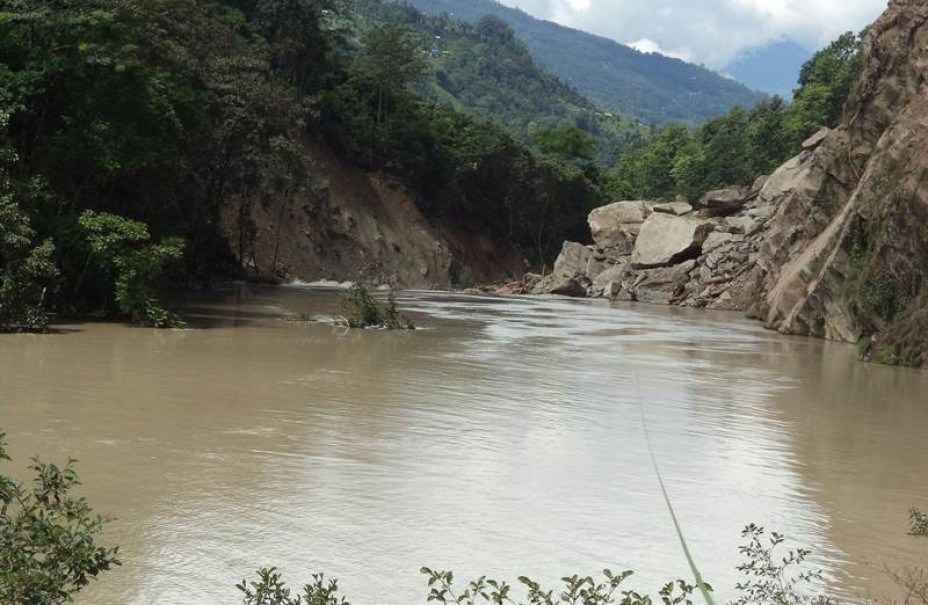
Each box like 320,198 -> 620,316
337,281 -> 414,329
912,509 -> 928,536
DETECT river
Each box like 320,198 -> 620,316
0,285 -> 925,605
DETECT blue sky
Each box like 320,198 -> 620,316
497,0 -> 888,68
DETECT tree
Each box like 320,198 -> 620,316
352,23 -> 429,125
0,113 -> 57,332
534,126 -> 596,162
78,211 -> 185,327
0,430 -> 119,604
251,0 -> 347,96
787,31 -> 863,144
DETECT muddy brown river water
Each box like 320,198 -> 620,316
0,285 -> 926,605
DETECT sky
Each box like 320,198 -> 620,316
495,0 -> 889,68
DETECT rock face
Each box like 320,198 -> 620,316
735,0 -> 928,366
221,144 -> 524,289
534,0 -> 928,367
631,214 -> 712,269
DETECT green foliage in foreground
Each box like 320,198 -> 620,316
0,432 -> 120,605
338,282 -> 414,329
912,509 -> 928,536
238,526 -> 837,605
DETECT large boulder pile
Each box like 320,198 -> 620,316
532,183 -> 773,308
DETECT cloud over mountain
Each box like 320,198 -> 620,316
498,0 -> 887,67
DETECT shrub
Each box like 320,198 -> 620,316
911,508 -> 928,536
732,525 -> 834,605
419,567 -> 700,605
0,430 -> 119,604
337,282 -> 414,330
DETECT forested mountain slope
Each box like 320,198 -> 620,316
353,1 -> 645,166
401,0 -> 767,125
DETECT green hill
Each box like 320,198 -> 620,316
353,1 -> 646,166
400,0 -> 767,125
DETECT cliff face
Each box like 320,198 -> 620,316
739,0 -> 928,365
220,144 -> 525,290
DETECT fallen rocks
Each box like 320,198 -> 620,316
532,178 -> 772,309
631,213 -> 713,269
588,201 -> 651,253
652,200 -> 693,216
700,187 -> 753,217
626,260 -> 697,305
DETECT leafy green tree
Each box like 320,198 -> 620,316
78,211 -> 185,327
535,126 -> 596,162
787,31 -> 863,144
607,124 -> 690,200
352,23 -> 429,125
0,430 -> 119,604
249,0 -> 347,96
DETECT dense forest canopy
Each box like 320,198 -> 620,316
0,0 -> 606,330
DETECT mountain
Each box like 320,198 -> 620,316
724,40 -> 813,99
353,0 -> 646,166
397,0 -> 767,125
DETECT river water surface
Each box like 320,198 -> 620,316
0,286 -> 926,605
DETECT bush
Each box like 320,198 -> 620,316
0,430 -> 120,604
337,282 -> 413,330
911,508 -> 928,536
732,525 -> 834,605
237,526 -> 849,605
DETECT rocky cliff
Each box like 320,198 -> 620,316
532,0 -> 928,367
221,144 -> 525,290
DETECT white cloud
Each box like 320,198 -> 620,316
627,38 -> 693,63
498,0 -> 888,68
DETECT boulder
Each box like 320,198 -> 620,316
724,215 -> 761,235
700,187 -> 751,216
801,127 -> 831,149
627,260 -> 697,305
702,232 -> 735,253
532,241 -> 599,297
550,276 -> 591,298
652,200 -> 694,216
590,260 -> 629,298
631,213 -> 713,269
587,201 -> 651,252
